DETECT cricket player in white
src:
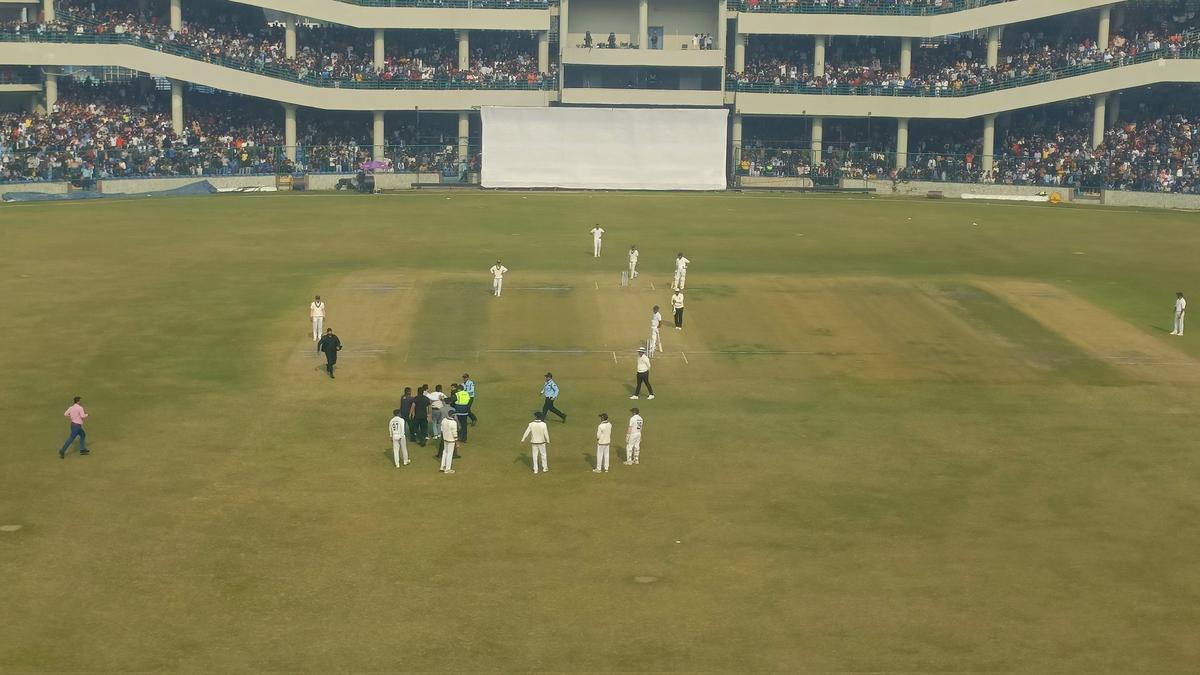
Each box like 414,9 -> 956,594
673,253 -> 690,291
490,260 -> 508,297
521,412 -> 551,474
388,409 -> 410,468
670,290 -> 685,330
310,295 -> 325,342
439,415 -> 459,473
594,413 -> 612,473
628,245 -> 640,279
647,305 -> 663,357
591,225 -> 605,257
1171,292 -> 1186,335
623,407 -> 644,465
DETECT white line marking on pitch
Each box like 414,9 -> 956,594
681,352 -> 689,364
612,351 -> 618,363
595,281 -> 599,290
513,286 -> 572,291
650,282 -> 656,290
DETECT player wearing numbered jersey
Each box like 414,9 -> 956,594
647,305 -> 663,357
628,245 -> 640,279
309,295 -> 326,344
671,290 -> 685,330
439,415 -> 459,473
490,260 -> 508,297
623,407 -> 644,465
521,412 -> 551,474
593,413 -> 612,473
673,252 -> 690,291
591,225 -> 605,257
1171,292 -> 1186,335
388,409 -> 409,468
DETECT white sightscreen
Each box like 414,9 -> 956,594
481,107 -> 728,191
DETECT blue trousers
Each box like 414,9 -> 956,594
59,424 -> 88,455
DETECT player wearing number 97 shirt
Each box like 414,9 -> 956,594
623,407 -> 643,465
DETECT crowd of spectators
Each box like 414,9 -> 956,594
6,2 -> 556,88
0,80 -> 477,183
731,0 -> 1014,13
738,98 -> 1200,194
730,7 -> 1200,94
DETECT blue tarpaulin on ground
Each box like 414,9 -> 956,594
3,180 -> 218,203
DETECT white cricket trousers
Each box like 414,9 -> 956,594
440,441 -> 456,472
391,437 -> 409,467
1175,311 -> 1185,334
673,269 -> 686,290
596,444 -> 610,471
626,435 -> 641,463
493,278 -> 503,297
531,443 -> 548,473
312,316 -> 324,341
629,261 -> 638,278
648,328 -> 662,356
594,239 -> 602,257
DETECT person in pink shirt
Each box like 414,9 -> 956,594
58,396 -> 90,459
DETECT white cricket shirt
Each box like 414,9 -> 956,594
1177,297 -> 1187,314
591,227 -> 605,240
628,414 -> 644,437
671,293 -> 684,309
310,301 -> 325,318
490,265 -> 508,279
522,420 -> 550,444
389,416 -> 406,440
597,421 -> 612,444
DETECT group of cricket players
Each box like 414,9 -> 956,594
308,225 -> 692,476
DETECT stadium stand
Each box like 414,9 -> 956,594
0,0 -> 1196,199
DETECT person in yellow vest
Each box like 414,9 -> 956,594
453,384 -> 472,443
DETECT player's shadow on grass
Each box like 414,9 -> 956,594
1150,325 -> 1173,333
515,454 -> 533,470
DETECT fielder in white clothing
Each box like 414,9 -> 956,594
594,413 -> 612,473
673,253 -> 690,291
628,245 -> 640,279
647,305 -> 663,357
1171,292 -> 1186,335
490,260 -> 508,297
388,409 -> 410,468
591,225 -> 605,257
439,416 -> 459,473
310,295 -> 326,342
623,407 -> 644,465
521,412 -> 551,474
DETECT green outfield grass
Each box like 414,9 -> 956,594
2,192 -> 1199,672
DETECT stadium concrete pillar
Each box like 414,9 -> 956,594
811,117 -> 823,165
44,72 -> 57,112
374,29 -> 385,71
42,0 -> 54,23
731,113 -> 742,153
899,38 -> 912,78
814,36 -> 826,77
538,31 -> 549,73
1107,92 -> 1121,128
1098,4 -> 1111,48
169,0 -> 181,31
285,15 -> 297,59
373,111 -> 385,161
170,79 -> 184,135
895,118 -> 909,169
638,0 -> 648,49
284,104 -> 296,162
734,32 -> 745,72
559,0 -> 568,45
458,30 -> 470,71
986,26 -> 1000,68
982,114 -> 996,174
457,111 -> 469,162
1092,94 -> 1106,148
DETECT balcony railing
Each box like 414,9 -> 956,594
0,30 -> 557,91
728,47 -> 1200,97
332,0 -> 549,6
727,0 -> 1015,16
